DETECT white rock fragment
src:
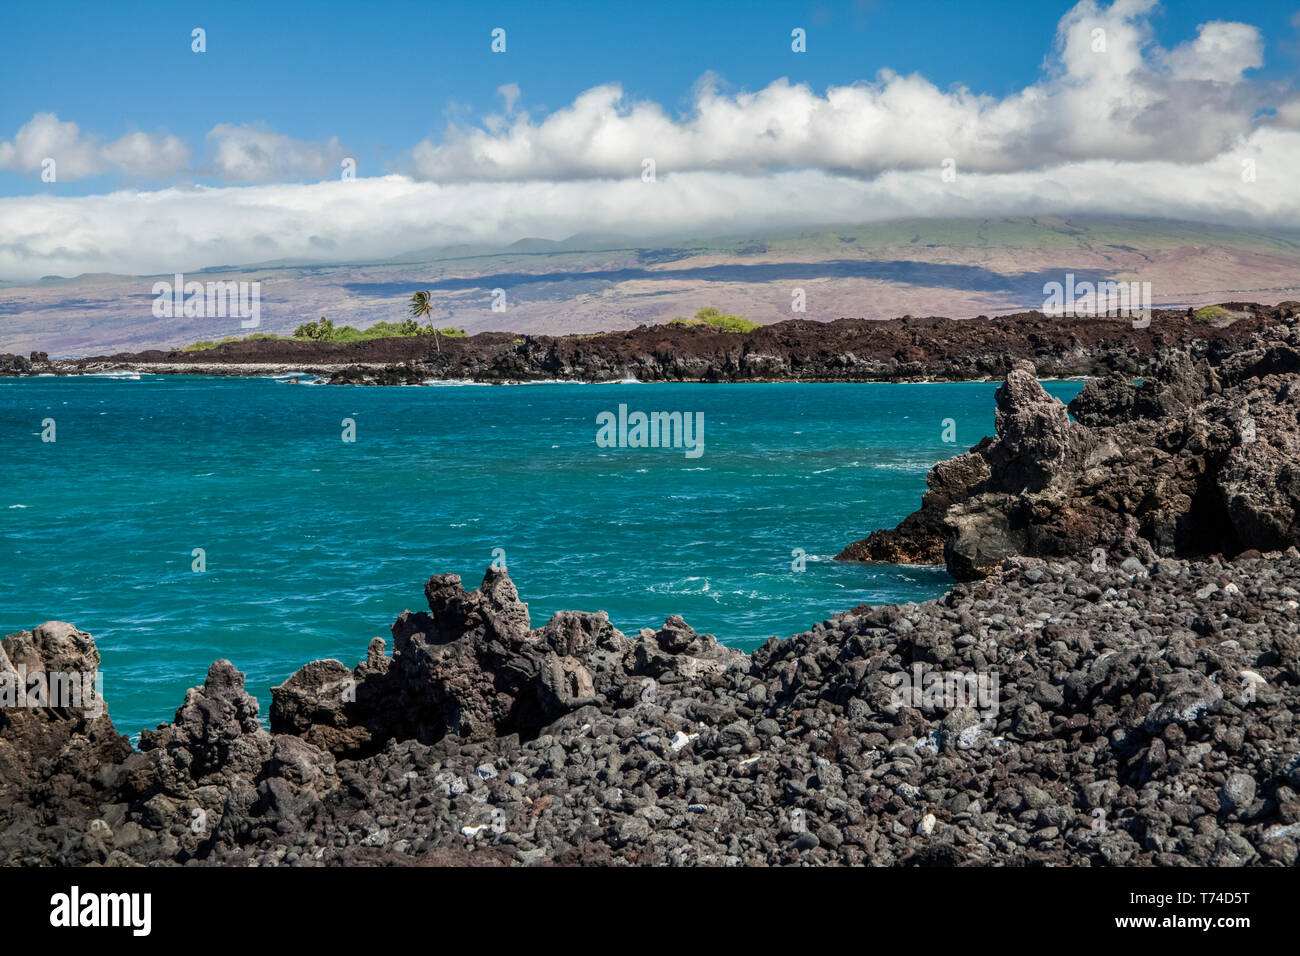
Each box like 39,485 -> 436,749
1240,671 -> 1267,697
917,813 -> 937,837
1264,822 -> 1300,841
670,731 -> 698,752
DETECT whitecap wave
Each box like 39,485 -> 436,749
871,461 -> 933,472
646,576 -> 711,595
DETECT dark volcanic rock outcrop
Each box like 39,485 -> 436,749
0,623 -> 128,804
25,302 -> 1299,384
140,660 -> 274,789
840,317 -> 1300,579
270,568 -> 741,756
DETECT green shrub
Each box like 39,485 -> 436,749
185,319 -> 470,350
182,333 -> 280,351
293,317 -> 334,341
1193,305 -> 1231,322
666,308 -> 760,333
288,318 -> 467,343
1192,305 -> 1246,328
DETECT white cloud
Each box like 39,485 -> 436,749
409,0 -> 1274,183
0,113 -> 189,181
1162,20 -> 1264,82
204,124 -> 350,183
0,116 -> 353,185
1,123 -> 1297,281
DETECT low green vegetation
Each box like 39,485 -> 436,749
667,307 -> 761,333
1193,305 -> 1231,322
292,316 -> 466,342
183,333 -> 281,351
1192,305 -> 1247,328
181,317 -> 467,351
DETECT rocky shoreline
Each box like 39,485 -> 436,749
3,552 -> 1299,867
4,312 -> 1300,867
3,302 -> 1294,385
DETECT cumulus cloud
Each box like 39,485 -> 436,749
0,115 -> 348,185
1161,20 -> 1263,82
203,124 -> 350,183
410,0 -> 1273,183
0,113 -> 189,181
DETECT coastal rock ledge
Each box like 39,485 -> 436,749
839,319 -> 1300,578
4,555 -> 1300,866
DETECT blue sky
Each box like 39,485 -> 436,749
2,0 -> 1298,196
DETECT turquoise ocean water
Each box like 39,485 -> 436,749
0,375 -> 1082,737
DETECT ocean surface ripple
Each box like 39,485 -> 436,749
0,375 -> 1082,735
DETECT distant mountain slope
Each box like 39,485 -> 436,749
3,216 -> 1298,357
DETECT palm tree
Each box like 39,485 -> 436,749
409,290 -> 440,353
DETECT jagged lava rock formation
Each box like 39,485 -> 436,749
4,556 -> 1300,867
270,570 -> 739,758
839,317 -> 1300,579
